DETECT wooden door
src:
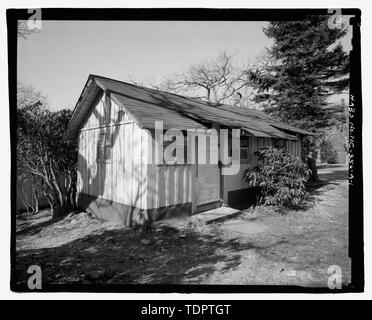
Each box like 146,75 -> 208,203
196,164 -> 220,206
196,130 -> 220,207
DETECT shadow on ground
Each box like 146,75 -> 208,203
16,216 -> 64,237
15,220 -> 268,287
307,164 -> 348,195
14,164 -> 349,288
317,164 -> 348,181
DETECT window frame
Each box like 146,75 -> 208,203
96,128 -> 113,164
240,136 -> 251,162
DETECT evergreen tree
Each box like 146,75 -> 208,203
249,15 -> 349,179
251,15 -> 349,129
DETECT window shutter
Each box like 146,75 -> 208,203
104,92 -> 111,124
105,129 -> 113,161
97,132 -> 105,162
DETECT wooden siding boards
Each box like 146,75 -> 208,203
123,123 -> 132,206
70,75 -> 312,223
146,164 -> 156,210
86,129 -> 90,196
90,130 -> 97,196
90,129 -> 95,196
286,134 -> 302,158
132,123 -> 142,208
145,127 -> 195,211
89,130 -> 93,196
80,130 -> 86,194
141,131 -> 148,210
78,94 -> 148,210
77,132 -> 82,194
117,127 -> 125,204
146,164 -> 194,210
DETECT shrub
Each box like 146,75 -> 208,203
244,147 -> 311,211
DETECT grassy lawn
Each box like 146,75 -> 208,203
14,165 -> 350,288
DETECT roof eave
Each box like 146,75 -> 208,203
64,75 -> 102,140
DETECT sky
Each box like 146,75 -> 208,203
18,19 -> 352,111
18,21 -> 273,110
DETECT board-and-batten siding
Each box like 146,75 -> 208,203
77,93 -> 193,213
146,164 -> 195,210
287,134 -> 302,158
76,93 -> 304,216
77,94 -> 149,209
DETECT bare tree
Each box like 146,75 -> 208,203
128,52 -> 255,107
126,52 -> 270,109
17,82 -> 77,219
127,75 -> 162,91
17,108 -> 77,219
17,81 -> 47,110
16,82 -> 45,217
161,52 -> 253,105
17,171 -> 41,218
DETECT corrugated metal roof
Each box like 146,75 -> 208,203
66,74 -> 313,140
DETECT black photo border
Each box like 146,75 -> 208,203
7,8 -> 363,294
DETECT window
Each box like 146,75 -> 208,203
104,92 -> 111,124
240,137 -> 251,161
97,129 -> 112,163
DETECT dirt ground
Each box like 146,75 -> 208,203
14,164 -> 350,288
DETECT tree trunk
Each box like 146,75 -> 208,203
50,206 -> 55,218
42,184 -> 68,219
52,203 -> 69,219
32,188 -> 39,213
45,193 -> 55,217
307,156 -> 320,182
68,184 -> 77,209
47,164 -> 71,219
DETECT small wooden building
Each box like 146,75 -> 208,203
65,75 -> 312,224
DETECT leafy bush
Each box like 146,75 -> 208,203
244,147 -> 311,211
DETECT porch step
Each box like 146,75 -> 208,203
191,206 -> 242,225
